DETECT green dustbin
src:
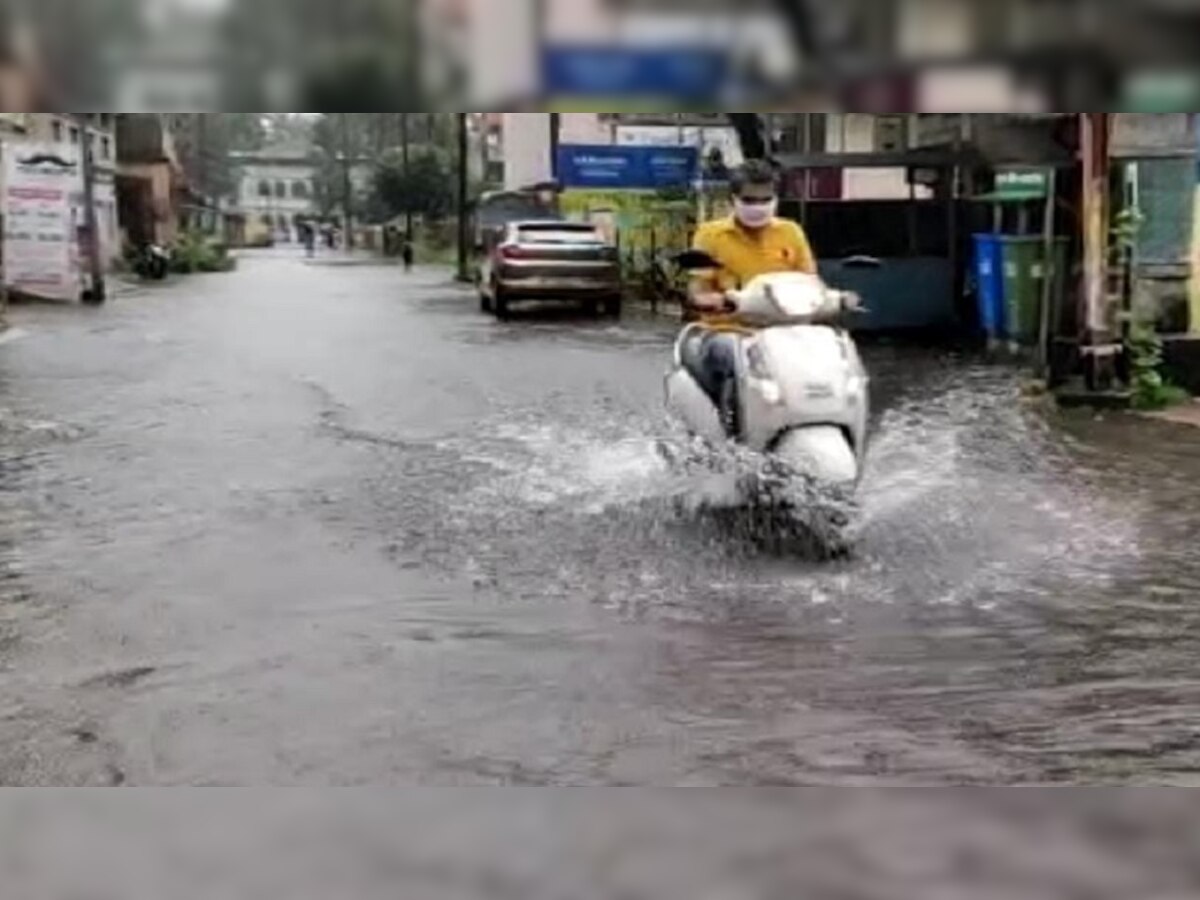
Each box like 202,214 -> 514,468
999,236 -> 1069,346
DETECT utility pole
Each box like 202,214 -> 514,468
549,112 -> 561,181
196,113 -> 210,233
400,0 -> 418,240
76,114 -> 106,305
456,112 -> 470,282
480,115 -> 491,189
401,112 -> 412,239
339,112 -> 354,251
1079,112 -> 1122,392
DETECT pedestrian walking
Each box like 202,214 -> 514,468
301,221 -> 316,258
401,239 -> 414,273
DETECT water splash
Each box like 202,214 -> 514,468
450,420 -> 683,513
431,360 -> 1144,618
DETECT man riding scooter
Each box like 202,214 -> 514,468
687,161 -> 818,438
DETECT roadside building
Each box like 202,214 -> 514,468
0,114 -> 30,138
231,141 -> 372,246
496,112 -> 923,201
1,114 -> 122,268
232,140 -> 317,245
115,113 -> 189,250
31,115 -> 120,266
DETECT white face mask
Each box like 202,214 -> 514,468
734,198 -> 778,230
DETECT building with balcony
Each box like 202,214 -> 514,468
231,141 -> 373,246
115,113 -> 189,249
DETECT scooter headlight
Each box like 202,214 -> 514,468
745,342 -> 771,381
757,379 -> 784,406
746,342 -> 784,405
844,374 -> 868,406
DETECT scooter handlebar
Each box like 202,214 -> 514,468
834,290 -> 867,313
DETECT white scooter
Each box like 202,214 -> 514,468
664,250 -> 871,548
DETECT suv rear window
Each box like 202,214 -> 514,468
517,224 -> 603,244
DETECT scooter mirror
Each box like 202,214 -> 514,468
675,250 -> 720,271
842,255 -> 883,270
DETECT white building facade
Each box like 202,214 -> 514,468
233,144 -> 318,243
233,141 -> 375,244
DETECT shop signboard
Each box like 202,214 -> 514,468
556,144 -> 699,190
994,168 -> 1051,202
3,142 -> 78,300
557,145 -> 701,262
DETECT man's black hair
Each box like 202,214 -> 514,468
730,160 -> 779,195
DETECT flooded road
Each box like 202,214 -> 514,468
0,251 -> 1198,785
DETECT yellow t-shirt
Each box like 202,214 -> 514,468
692,216 -> 818,295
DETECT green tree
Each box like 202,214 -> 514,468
373,148 -> 456,224
307,113 -> 468,230
171,114 -> 269,201
310,115 -> 354,218
262,114 -> 313,146
309,114 -> 456,219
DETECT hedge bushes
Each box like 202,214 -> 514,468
169,232 -> 237,274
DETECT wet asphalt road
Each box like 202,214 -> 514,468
1,250 -> 1199,786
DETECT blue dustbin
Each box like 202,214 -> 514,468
972,234 -> 1006,340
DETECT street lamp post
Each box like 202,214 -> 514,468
339,113 -> 354,251
456,112 -> 470,282
401,112 -> 413,240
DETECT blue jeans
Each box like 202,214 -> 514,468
685,332 -> 739,436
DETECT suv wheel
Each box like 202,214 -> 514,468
493,285 -> 511,320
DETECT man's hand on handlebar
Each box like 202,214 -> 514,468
689,288 -> 739,314
840,291 -> 866,313
689,289 -> 725,312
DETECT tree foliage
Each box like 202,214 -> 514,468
262,114 -> 313,146
171,114 -> 269,200
309,114 -> 459,222
373,148 -> 456,223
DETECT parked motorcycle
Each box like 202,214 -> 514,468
664,250 -> 872,550
132,244 -> 171,281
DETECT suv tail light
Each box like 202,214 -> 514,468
500,244 -> 530,260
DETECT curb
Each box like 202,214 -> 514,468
302,255 -> 393,268
1142,402 -> 1200,429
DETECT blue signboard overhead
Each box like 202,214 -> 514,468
542,46 -> 728,100
557,145 -> 700,190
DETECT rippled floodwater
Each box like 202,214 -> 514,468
0,254 -> 1198,786
414,351 -> 1200,784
